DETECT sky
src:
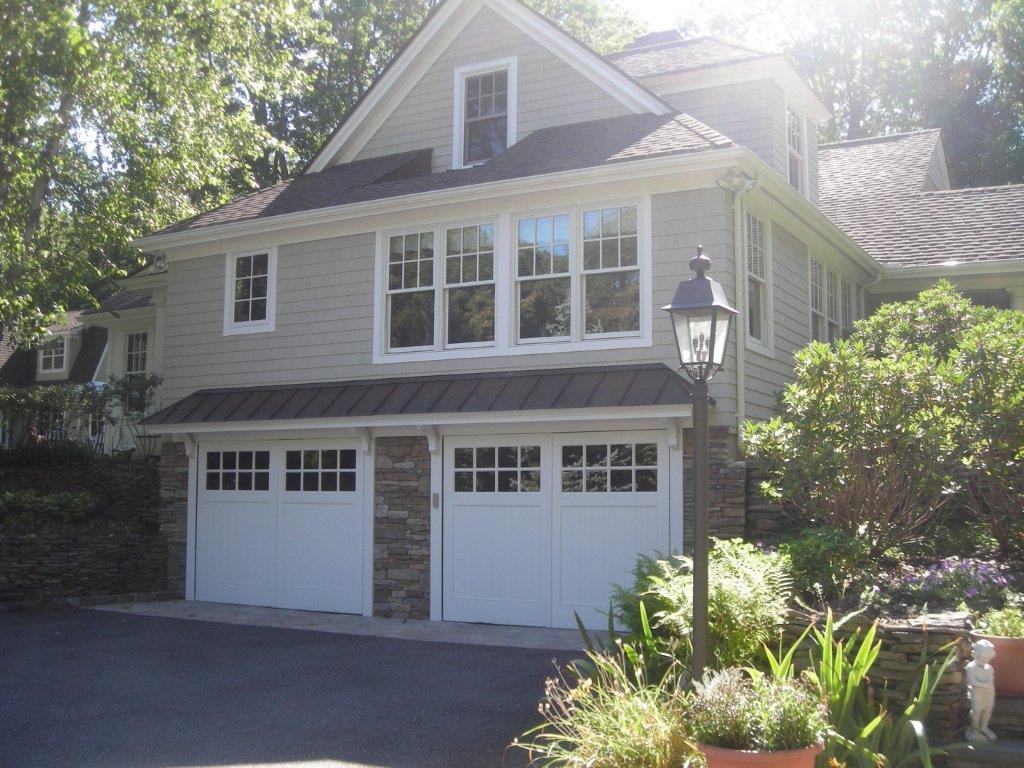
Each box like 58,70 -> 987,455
617,0 -> 788,49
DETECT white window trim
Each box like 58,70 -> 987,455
372,196 -> 652,364
809,256 -> 826,342
785,101 -> 810,200
452,56 -> 518,170
743,211 -> 774,356
125,330 -> 150,375
223,246 -> 278,336
38,334 -> 68,375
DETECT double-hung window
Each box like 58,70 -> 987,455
582,206 -> 640,335
826,269 -> 841,341
224,248 -> 276,334
787,107 -> 805,195
809,258 -> 826,342
517,213 -> 571,340
455,59 -> 516,168
125,331 -> 149,412
841,278 -> 853,331
445,223 -> 495,345
387,231 -> 436,350
744,213 -> 770,348
39,336 -> 66,373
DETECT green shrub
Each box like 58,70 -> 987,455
688,668 -> 826,752
611,539 -> 792,669
0,490 -> 98,528
977,606 -> 1024,638
778,527 -> 875,604
765,611 -> 955,768
0,442 -> 98,467
514,647 -> 695,768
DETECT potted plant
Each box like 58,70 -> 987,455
688,668 -> 826,768
974,607 -> 1024,696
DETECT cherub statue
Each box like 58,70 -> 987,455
965,638 -> 997,742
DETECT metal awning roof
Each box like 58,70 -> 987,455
144,364 -> 696,428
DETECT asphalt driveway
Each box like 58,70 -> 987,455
0,609 -> 567,768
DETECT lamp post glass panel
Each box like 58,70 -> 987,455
662,246 -> 737,681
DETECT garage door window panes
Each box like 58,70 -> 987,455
285,449 -> 356,492
454,445 -> 540,492
206,451 -> 270,491
561,442 -> 657,492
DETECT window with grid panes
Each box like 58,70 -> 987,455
810,258 -> 826,342
516,213 -> 571,340
387,231 -> 435,350
445,223 -> 495,345
745,213 -> 769,344
232,253 -> 270,323
463,70 -> 509,165
826,269 -> 841,341
582,206 -> 640,335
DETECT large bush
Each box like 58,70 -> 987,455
611,539 -> 792,669
745,281 -> 1024,560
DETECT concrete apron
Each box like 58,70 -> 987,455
92,600 -> 592,651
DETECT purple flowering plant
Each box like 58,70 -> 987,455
899,557 -> 1011,610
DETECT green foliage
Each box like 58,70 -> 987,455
0,382 -> 112,448
977,606 -> 1024,638
0,441 -> 97,467
765,611 -> 955,768
0,489 -> 98,528
688,668 -> 827,752
514,645 -> 695,768
611,540 -> 792,670
778,527 -> 875,605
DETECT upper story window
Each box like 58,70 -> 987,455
39,336 -> 66,373
124,331 -> 149,412
841,278 -> 853,331
744,212 -> 771,349
224,248 -> 277,335
376,199 -> 650,362
826,268 -> 841,341
809,258 -> 826,343
787,107 -> 805,195
454,58 -> 517,168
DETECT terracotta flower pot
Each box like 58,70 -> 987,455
973,632 -> 1024,696
699,742 -> 823,768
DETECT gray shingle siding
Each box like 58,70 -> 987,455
354,5 -> 634,173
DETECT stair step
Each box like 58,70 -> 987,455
947,738 -> 1024,767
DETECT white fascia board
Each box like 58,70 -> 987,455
877,257 -> 1024,283
642,57 -> 831,124
133,147 -> 746,254
143,404 -> 694,435
305,0 -> 668,174
744,153 -> 883,277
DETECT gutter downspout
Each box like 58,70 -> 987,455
716,168 -> 760,433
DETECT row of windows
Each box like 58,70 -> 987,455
384,204 -> 642,353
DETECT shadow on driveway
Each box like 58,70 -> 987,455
1,609 -> 567,768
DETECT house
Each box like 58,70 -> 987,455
77,0 -> 1023,628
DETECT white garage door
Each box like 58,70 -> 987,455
196,440 -> 367,613
442,431 -> 671,629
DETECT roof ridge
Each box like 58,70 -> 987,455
671,113 -> 734,147
606,34 -> 770,59
819,128 -> 941,149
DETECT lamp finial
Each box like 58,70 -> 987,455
690,245 -> 711,277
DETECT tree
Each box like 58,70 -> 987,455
673,0 -> 1024,187
0,0 -> 318,342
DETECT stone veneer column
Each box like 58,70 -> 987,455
682,426 -> 747,549
158,441 -> 189,597
373,436 -> 431,619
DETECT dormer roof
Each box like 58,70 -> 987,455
607,35 -> 772,78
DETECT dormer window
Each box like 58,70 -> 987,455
39,336 -> 66,373
454,58 -> 517,168
787,107 -> 806,194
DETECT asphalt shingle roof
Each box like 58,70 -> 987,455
150,113 -> 733,236
144,363 -> 698,427
82,289 -> 154,316
607,36 -> 772,79
819,130 -> 1024,267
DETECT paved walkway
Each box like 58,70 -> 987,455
2,608 -> 569,768
94,599 -> 592,651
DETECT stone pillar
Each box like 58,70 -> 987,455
158,441 -> 189,598
373,436 -> 431,619
682,426 -> 747,549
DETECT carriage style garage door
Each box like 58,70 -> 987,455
442,431 -> 672,629
196,440 -> 367,614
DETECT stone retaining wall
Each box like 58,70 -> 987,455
0,456 -> 167,607
373,436 -> 431,619
683,426 -> 747,547
158,442 -> 188,597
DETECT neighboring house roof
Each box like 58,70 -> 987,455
144,363 -> 697,427
68,326 -> 108,383
48,309 -> 86,332
0,312 -> 107,387
819,130 -> 1024,267
82,289 -> 155,316
151,113 -> 733,236
607,35 -> 772,78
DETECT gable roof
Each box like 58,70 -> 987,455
819,130 -> 1024,267
82,289 -> 155,316
0,312 -> 107,388
607,36 -> 772,78
148,112 -> 733,236
303,0 -> 672,174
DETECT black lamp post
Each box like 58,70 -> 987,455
662,246 -> 738,682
